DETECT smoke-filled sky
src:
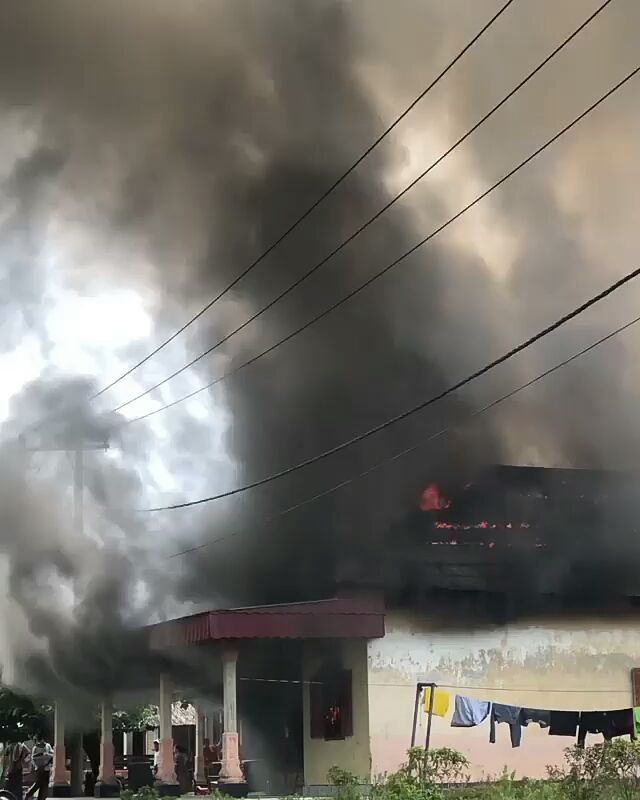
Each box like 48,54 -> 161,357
0,0 -> 639,698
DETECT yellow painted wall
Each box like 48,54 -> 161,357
302,639 -> 371,786
368,607 -> 640,781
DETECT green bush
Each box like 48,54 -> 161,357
369,746 -> 471,800
363,741 -> 640,800
120,789 -> 160,800
328,765 -> 362,800
209,789 -> 231,800
328,766 -> 361,787
548,740 -> 640,800
423,747 -> 470,784
448,771 -> 566,800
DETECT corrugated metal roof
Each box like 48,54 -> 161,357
148,596 -> 385,649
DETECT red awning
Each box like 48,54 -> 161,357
148,596 -> 384,649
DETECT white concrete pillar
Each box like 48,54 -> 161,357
95,698 -> 118,796
51,701 -> 70,795
156,674 -> 178,787
219,645 -> 244,784
69,733 -> 84,797
194,705 -> 206,784
205,713 -> 215,746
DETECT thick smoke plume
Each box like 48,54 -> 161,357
0,378 -> 170,715
0,0 -> 638,697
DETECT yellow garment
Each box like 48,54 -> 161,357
423,687 -> 450,717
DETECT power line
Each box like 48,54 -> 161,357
143,250 -> 640,511
86,0 -> 516,404
164,313 -> 639,557
162,305 -> 640,551
115,0 -> 613,423
23,1 -> 515,441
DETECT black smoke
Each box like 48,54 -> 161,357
0,0 -> 638,696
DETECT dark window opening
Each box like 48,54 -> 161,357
631,668 -> 640,706
310,669 -> 353,741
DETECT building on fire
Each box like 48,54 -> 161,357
49,465 -> 640,793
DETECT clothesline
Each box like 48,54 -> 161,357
418,687 -> 640,749
238,676 -> 631,693
373,682 -> 630,694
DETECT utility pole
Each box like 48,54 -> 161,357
74,448 -> 84,539
19,430 -> 109,797
20,432 -> 109,542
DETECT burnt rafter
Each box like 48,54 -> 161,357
372,464 -> 640,599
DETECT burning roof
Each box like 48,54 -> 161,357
343,465 -> 640,605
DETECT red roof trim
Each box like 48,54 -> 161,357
148,596 -> 385,649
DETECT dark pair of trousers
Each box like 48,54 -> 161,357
25,769 -> 50,800
6,768 -> 23,800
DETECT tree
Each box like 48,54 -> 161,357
112,705 -> 158,733
0,689 -> 52,742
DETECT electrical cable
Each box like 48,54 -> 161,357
144,258 -> 640,512
86,0 -> 520,407
23,0 -> 515,440
114,0 -> 614,423
163,309 -> 640,559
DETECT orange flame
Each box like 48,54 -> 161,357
420,483 -> 452,511
434,521 -> 530,530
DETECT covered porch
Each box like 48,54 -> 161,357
49,595 -> 384,797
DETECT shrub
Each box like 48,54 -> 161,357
328,766 -> 360,787
209,789 -> 230,800
548,740 -> 640,800
121,789 -> 160,800
460,771 -> 565,800
425,747 -> 470,784
328,765 -> 362,800
369,741 -> 640,800
370,746 -> 471,800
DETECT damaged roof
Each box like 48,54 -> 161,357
147,595 -> 385,649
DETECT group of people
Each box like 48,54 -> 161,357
151,736 -> 222,793
1,736 -> 53,800
151,739 -> 192,794
4,732 -> 223,798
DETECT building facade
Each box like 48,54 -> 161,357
304,604 -> 640,786
47,593 -> 640,795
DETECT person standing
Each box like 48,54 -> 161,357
152,740 -> 160,777
173,746 -> 190,795
26,735 -> 53,800
202,738 -> 214,771
3,740 -> 30,800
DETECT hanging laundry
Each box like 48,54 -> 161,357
634,707 -> 640,738
609,709 -> 634,739
577,709 -> 634,747
577,711 -> 612,746
520,708 -> 551,729
451,695 -> 491,727
549,711 -> 580,737
490,703 -> 522,748
423,687 -> 450,717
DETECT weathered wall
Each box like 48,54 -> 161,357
303,639 -> 371,786
367,606 -> 640,781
